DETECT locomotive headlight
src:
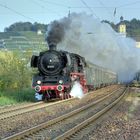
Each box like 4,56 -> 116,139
59,80 -> 63,84
37,80 -> 41,84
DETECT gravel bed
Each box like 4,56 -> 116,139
78,87 -> 140,140
30,89 -> 122,139
0,102 -> 33,111
0,85 -> 119,139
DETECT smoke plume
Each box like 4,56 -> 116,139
47,12 -> 140,82
45,17 -> 71,46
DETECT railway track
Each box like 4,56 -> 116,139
56,87 -> 128,140
0,98 -> 76,120
0,85 -> 119,121
4,86 -> 127,140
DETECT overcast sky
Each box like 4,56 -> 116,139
0,0 -> 140,32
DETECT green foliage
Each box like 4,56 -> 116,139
0,32 -> 21,39
0,51 -> 31,91
0,94 -> 17,106
0,89 -> 35,106
0,50 -> 36,105
4,22 -> 48,32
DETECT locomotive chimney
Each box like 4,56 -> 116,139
48,43 -> 57,51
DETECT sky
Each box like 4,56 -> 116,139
0,0 -> 140,32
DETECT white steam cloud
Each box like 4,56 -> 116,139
56,13 -> 140,82
70,81 -> 84,99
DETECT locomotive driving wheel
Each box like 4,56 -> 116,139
59,92 -> 71,100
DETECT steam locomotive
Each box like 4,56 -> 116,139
31,44 -> 117,101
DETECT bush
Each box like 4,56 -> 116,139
0,50 -> 32,91
0,50 -> 36,105
0,89 -> 35,106
14,88 -> 35,102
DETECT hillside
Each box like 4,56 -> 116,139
0,31 -> 47,51
1,18 -> 140,51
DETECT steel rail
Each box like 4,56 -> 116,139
4,87 -> 123,140
0,98 -> 76,120
0,101 -> 44,114
0,85 -> 116,113
55,87 -> 128,140
0,85 -> 119,120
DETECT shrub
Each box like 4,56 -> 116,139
0,89 -> 35,106
0,50 -> 36,105
0,50 -> 32,91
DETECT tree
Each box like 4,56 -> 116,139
0,51 -> 31,92
4,22 -> 48,32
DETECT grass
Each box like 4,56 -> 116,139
130,92 -> 140,97
0,88 -> 35,106
138,94 -> 140,97
0,96 -> 17,106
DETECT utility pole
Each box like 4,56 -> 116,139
68,7 -> 71,17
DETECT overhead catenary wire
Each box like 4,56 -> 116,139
97,0 -> 114,19
31,0 -> 47,10
117,0 -> 140,8
80,0 -> 98,18
37,0 -> 140,10
36,0 -> 74,17
1,0 -> 138,18
37,0 -> 68,7
31,0 -> 62,16
0,0 -> 140,27
0,3 -> 35,22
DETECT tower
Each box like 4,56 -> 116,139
118,16 -> 126,37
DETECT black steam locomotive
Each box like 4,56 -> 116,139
31,44 -> 87,100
